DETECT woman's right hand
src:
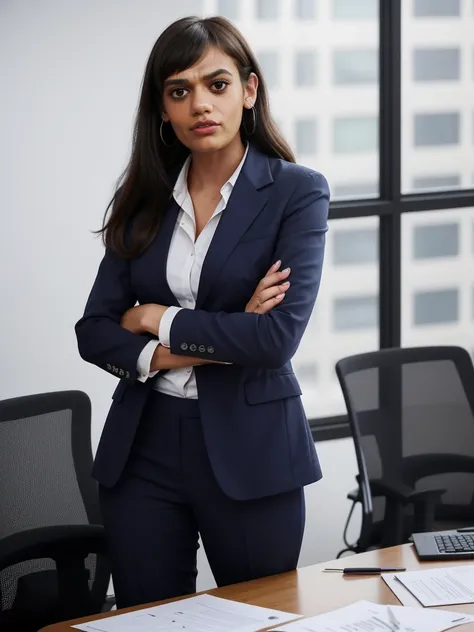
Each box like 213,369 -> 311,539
245,260 -> 291,314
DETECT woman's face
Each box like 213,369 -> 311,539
161,46 -> 258,153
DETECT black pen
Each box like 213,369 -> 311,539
324,567 -> 406,575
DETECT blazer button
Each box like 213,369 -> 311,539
181,342 -> 188,351
199,345 -> 205,353
189,344 -> 197,352
207,346 -> 215,354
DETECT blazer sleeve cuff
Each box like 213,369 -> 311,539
159,306 -> 183,348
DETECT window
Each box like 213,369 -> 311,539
414,112 -> 460,147
334,296 -> 378,330
402,2 -> 471,193
413,289 -> 459,325
258,51 -> 279,88
401,208 -> 474,348
295,51 -> 317,86
333,0 -> 377,19
295,119 -> 317,154
294,217 -> 379,419
333,49 -> 378,85
256,0 -> 279,19
333,228 -> 378,265
217,0 -> 239,19
414,48 -> 460,81
295,0 -> 317,19
414,0 -> 461,17
412,175 -> 461,191
403,210 -> 474,349
413,223 -> 459,259
332,182 -> 378,199
334,116 -> 378,153
294,362 -> 318,382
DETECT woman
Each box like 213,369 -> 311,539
75,15 -> 329,608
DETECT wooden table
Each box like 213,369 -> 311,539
41,543 -> 474,631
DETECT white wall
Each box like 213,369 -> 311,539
0,0 -> 359,592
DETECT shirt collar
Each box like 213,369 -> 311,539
173,143 -> 249,211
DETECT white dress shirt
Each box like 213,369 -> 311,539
136,144 -> 249,399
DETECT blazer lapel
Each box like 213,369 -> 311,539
196,145 -> 273,309
148,197 -> 181,307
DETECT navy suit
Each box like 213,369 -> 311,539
75,144 -> 330,606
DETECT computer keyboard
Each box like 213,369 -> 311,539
435,533 -> 474,554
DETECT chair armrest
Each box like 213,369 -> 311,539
0,525 -> 108,620
0,524 -> 106,571
369,479 -> 445,505
347,488 -> 360,502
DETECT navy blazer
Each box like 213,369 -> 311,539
75,144 -> 330,500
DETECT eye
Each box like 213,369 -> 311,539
212,80 -> 229,92
170,87 -> 189,100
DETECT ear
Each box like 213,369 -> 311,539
243,72 -> 258,109
162,112 -> 170,123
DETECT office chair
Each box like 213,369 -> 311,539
335,346 -> 474,557
0,390 -> 111,631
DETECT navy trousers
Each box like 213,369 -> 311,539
99,392 -> 305,608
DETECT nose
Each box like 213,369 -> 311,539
190,87 -> 213,116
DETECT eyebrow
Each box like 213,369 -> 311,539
164,68 -> 233,87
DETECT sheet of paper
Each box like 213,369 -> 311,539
392,566 -> 474,607
267,600 -> 474,632
73,593 -> 301,632
382,573 -> 423,607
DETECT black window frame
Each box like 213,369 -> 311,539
310,0 -> 474,442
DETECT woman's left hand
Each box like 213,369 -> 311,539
121,304 -> 168,335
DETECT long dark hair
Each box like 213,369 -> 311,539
99,16 -> 295,258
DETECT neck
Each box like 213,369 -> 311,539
188,136 -> 246,192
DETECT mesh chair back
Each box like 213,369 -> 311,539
0,390 -> 108,620
336,346 -> 474,547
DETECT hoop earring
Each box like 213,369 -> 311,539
243,106 -> 257,136
160,120 -> 174,147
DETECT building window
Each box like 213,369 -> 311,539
412,175 -> 461,191
217,0 -> 239,19
333,49 -> 378,85
258,51 -> 279,89
295,0 -> 317,19
414,0 -> 461,17
332,182 -> 378,198
413,223 -> 459,259
333,228 -> 378,265
333,0 -> 377,19
414,112 -> 460,147
256,0 -> 280,19
413,289 -> 459,325
334,296 -> 378,331
414,48 -> 460,81
295,119 -> 318,154
294,362 -> 318,382
334,116 -> 378,153
295,51 -> 317,86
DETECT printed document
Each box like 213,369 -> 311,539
390,566 -> 474,607
73,593 -> 301,632
268,600 -> 473,632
